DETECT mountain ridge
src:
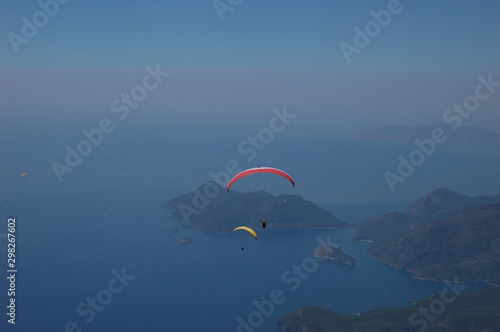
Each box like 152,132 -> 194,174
354,188 -> 500,244
166,182 -> 349,234
369,203 -> 500,285
277,287 -> 500,332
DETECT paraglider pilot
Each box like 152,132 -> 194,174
260,218 -> 267,229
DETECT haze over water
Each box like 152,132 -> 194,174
0,135 -> 493,331
2,1 -> 500,331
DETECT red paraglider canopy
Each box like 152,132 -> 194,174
226,167 -> 294,192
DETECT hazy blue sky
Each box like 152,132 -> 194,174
1,0 -> 500,136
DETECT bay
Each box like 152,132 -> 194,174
0,187 -> 490,332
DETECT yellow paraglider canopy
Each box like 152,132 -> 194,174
232,226 -> 257,240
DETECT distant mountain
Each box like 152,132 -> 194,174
277,287 -> 500,332
369,204 -> 500,285
355,124 -> 500,148
404,188 -> 477,216
354,188 -> 500,243
165,182 -> 349,234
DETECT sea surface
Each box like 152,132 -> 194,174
0,128 -> 495,331
0,187 -> 491,332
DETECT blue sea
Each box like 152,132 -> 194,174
0,188 -> 491,331
0,125 -> 495,331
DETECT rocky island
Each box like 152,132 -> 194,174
313,244 -> 355,268
165,181 -> 349,235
